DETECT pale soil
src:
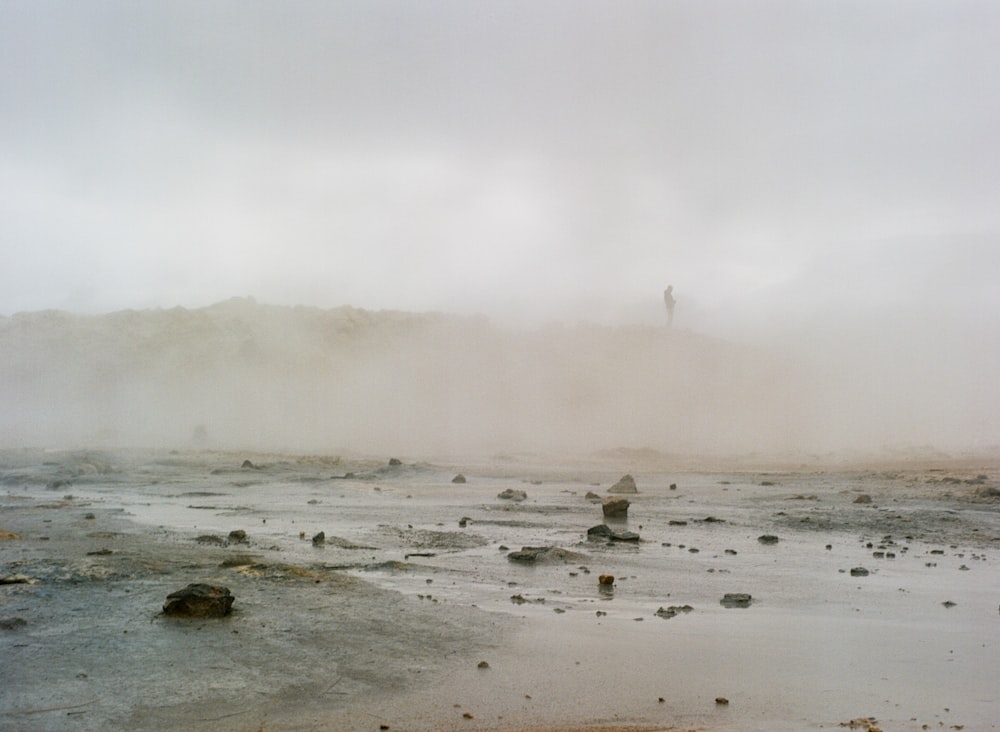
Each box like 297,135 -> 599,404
2,449 -> 999,732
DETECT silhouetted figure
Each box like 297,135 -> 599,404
663,285 -> 676,327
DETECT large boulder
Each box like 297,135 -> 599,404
163,584 -> 234,618
602,496 -> 630,518
608,474 -> 638,494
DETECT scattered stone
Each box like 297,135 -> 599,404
0,617 -> 27,630
227,529 -> 248,544
854,494 -> 872,504
610,530 -> 640,542
587,524 -> 639,542
655,605 -> 693,619
839,718 -> 882,731
602,496 -> 630,518
195,534 -> 226,545
0,574 -> 37,585
608,474 -> 638,494
757,535 -> 779,545
219,555 -> 258,567
507,546 -> 582,564
510,594 -> 544,605
497,488 -> 527,501
452,473 -> 467,484
162,584 -> 234,618
720,593 -> 752,608
850,567 -> 870,577
312,531 -> 326,545
598,574 -> 615,586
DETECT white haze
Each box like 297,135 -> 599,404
1,2 -> 998,458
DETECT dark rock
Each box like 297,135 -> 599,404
610,530 -> 640,542
195,534 -> 226,545
0,574 -> 36,585
162,584 -> 234,618
0,616 -> 27,630
608,474 -> 638,494
452,474 -> 467,484
715,697 -> 729,705
598,574 -> 615,586
241,459 -> 256,469
586,523 -> 639,541
669,483 -> 677,490
497,488 -> 527,501
668,520 -> 688,526
84,513 -> 96,520
850,567 -> 870,577
757,534 -> 780,545
46,478 -> 72,490
584,491 -> 603,503
602,496 -> 630,518
458,517 -> 470,528
312,531 -> 326,545
507,546 -> 582,564
655,605 -> 693,619
854,494 -> 872,504
720,593 -> 753,608
219,554 -> 258,567
388,458 -> 402,466
227,529 -> 248,544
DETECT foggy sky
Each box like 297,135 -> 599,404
3,0 -> 999,331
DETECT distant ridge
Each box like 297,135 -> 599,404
0,299 -> 817,455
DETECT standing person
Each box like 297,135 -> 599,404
663,285 -> 676,327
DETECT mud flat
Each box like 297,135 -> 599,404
2,448 -> 999,731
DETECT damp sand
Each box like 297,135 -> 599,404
2,449 -> 998,731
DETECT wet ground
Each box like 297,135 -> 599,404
1,448 -> 999,731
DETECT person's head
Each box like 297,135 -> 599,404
666,285 -> 673,293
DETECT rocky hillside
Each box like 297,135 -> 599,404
0,298 -> 817,456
